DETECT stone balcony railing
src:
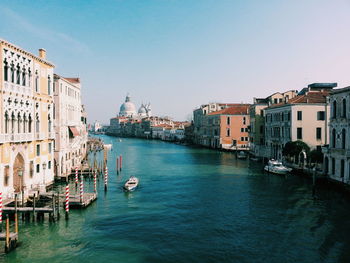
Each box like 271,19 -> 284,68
0,133 -> 34,144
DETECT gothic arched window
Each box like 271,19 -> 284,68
3,59 -> 8,82
16,64 -> 20,85
333,100 -> 337,118
342,98 -> 347,118
332,128 -> 336,148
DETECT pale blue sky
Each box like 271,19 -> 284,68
1,0 -> 350,123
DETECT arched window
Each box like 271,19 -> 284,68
10,63 -> 15,83
11,112 -> 15,133
333,100 -> 337,118
17,113 -> 21,133
4,112 -> 9,133
48,75 -> 51,95
22,67 -> 26,86
332,128 -> 336,148
35,71 -> 39,92
342,129 -> 346,149
342,98 -> 347,118
16,64 -> 20,85
3,59 -> 8,81
28,69 -> 31,87
48,114 -> 52,133
28,114 -> 32,133
36,114 -> 40,133
23,114 -> 27,133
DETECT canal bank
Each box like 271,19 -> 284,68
3,135 -> 350,262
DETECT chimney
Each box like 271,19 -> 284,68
38,48 -> 46,59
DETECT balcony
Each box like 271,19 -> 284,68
0,133 -> 34,144
35,133 -> 45,141
48,131 -> 55,139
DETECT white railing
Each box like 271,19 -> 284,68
0,133 -> 34,143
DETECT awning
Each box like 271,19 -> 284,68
68,126 -> 80,137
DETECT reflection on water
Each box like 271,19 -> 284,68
4,136 -> 350,263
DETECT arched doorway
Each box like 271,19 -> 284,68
13,153 -> 24,193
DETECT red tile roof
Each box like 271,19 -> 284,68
269,91 -> 329,108
65,77 -> 80,84
208,105 -> 250,115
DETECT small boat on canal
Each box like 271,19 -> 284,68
264,159 -> 292,175
124,176 -> 139,191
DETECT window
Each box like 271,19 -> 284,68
297,111 -> 302,120
35,73 -> 39,93
49,142 -> 52,153
342,129 -> 346,149
48,75 -> 51,95
279,98 -> 283,103
287,112 -> 291,121
333,100 -> 337,118
48,161 -> 51,169
274,98 -> 278,104
227,117 -> 230,125
332,129 -> 336,148
243,117 -> 246,125
36,144 -> 40,156
332,158 -> 335,174
226,128 -> 230,137
245,137 -> 248,141
342,98 -> 347,118
297,127 -> 302,140
16,65 -> 20,85
30,161 -> 34,178
260,125 -> 264,133
317,111 -> 325,120
316,127 -> 322,140
241,128 -> 244,132
341,160 -> 345,178
22,68 -> 26,86
10,64 -> 14,83
36,164 -> 40,173
241,137 -> 244,141
3,60 -> 8,81
245,128 -> 249,132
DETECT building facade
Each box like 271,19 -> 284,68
0,39 -> 55,198
249,90 -> 297,158
323,87 -> 350,183
53,74 -> 87,179
264,84 -> 334,160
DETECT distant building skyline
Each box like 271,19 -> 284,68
1,0 -> 350,123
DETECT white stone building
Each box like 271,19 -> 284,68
0,39 -> 55,198
323,86 -> 350,183
53,74 -> 87,179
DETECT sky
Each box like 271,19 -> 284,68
1,0 -> 350,124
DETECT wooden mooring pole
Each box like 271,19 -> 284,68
65,184 -> 69,220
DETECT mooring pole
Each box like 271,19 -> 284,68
104,166 -> 108,191
65,184 -> 69,220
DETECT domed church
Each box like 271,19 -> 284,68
119,94 -> 152,119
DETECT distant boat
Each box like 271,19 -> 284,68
124,176 -> 139,191
264,160 -> 292,175
237,151 -> 248,159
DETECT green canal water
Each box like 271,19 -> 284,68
3,135 -> 350,262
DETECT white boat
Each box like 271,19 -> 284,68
264,160 -> 292,175
124,176 -> 139,191
237,151 -> 248,159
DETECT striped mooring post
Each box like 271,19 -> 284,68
120,155 -> 122,171
104,166 -> 108,191
65,185 -> 69,219
93,169 -> 97,193
75,167 -> 78,185
80,175 -> 84,204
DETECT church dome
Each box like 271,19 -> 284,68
138,106 -> 146,114
119,95 -> 137,117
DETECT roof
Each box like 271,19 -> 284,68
268,90 -> 330,108
0,38 -> 55,67
331,86 -> 350,95
64,77 -> 80,84
208,105 -> 250,116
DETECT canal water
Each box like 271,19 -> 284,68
3,135 -> 350,263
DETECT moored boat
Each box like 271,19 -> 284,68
124,176 -> 139,191
264,160 -> 292,175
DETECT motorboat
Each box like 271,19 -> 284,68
124,176 -> 139,191
264,160 -> 292,175
237,151 -> 248,159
